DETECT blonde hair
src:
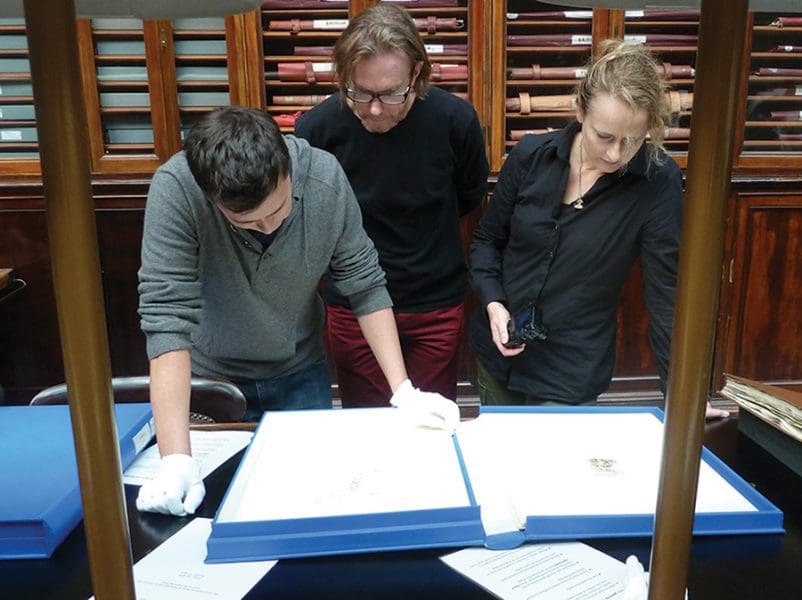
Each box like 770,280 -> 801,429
333,3 -> 431,99
576,40 -> 672,165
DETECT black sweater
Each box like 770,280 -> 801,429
296,87 -> 489,311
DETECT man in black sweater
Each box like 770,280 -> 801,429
296,3 -> 488,407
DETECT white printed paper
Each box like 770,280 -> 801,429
89,518 -> 275,600
442,542 -> 626,600
123,430 -> 253,486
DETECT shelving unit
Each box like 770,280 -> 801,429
744,13 -> 802,152
0,18 -> 38,169
261,0 -> 473,133
502,2 -> 593,157
262,3 -> 348,132
172,17 -> 232,138
90,18 -> 155,156
622,9 -> 699,155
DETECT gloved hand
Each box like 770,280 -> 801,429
390,379 -> 460,433
622,555 -> 688,600
136,454 -> 205,517
622,555 -> 648,600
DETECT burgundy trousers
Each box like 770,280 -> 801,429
326,303 -> 464,407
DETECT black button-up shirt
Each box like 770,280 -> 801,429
469,122 -> 683,402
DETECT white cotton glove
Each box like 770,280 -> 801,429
622,555 -> 649,600
621,555 -> 688,600
136,454 -> 205,517
390,379 -> 460,434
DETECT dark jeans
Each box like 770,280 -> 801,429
236,359 -> 332,422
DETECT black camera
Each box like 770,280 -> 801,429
503,304 -> 549,348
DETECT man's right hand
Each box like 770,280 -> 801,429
136,454 -> 205,516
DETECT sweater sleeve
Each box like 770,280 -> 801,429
469,137 -> 532,308
454,108 -> 489,217
138,167 -> 203,360
325,163 -> 393,316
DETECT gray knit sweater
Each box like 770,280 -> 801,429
138,135 -> 391,380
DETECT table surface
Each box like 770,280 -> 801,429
3,416 -> 801,600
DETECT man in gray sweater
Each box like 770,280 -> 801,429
136,106 -> 458,516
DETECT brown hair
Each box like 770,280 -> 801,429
332,3 -> 431,98
576,40 -> 672,164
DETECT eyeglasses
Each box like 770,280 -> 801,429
345,83 -> 412,105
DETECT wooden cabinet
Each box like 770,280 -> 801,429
714,190 -> 802,393
0,2 -> 801,402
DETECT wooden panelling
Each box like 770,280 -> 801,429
0,181 -> 148,404
612,260 -> 660,394
721,192 -> 802,385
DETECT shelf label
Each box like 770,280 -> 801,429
564,11 -> 592,18
624,35 -> 648,44
571,35 -> 592,46
625,10 -> 645,18
312,19 -> 348,30
796,86 -> 802,96
574,69 -> 588,78
311,62 -> 333,72
425,44 -> 445,54
1,130 -> 22,141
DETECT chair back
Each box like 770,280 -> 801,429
30,376 -> 247,424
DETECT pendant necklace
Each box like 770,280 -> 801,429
573,137 -> 585,210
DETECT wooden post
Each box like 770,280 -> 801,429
649,0 -> 749,598
23,1 -> 136,598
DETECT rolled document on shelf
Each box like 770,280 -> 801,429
507,10 -> 592,20
412,17 -> 463,33
292,46 -> 334,56
771,17 -> 802,27
506,62 -> 692,81
505,92 -> 576,113
622,33 -> 698,45
509,128 -> 557,140
261,0 -> 346,8
507,33 -> 697,47
770,45 -> 802,53
769,110 -> 802,121
757,67 -> 802,77
509,127 -> 691,142
424,43 -> 468,56
508,34 -> 592,47
506,9 -> 698,20
373,0 -> 460,6
506,90 -> 691,114
753,86 -> 802,96
291,43 -> 468,57
272,94 -> 331,106
268,19 -> 348,33
275,61 -> 335,83
663,127 -> 691,140
430,63 -> 468,82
